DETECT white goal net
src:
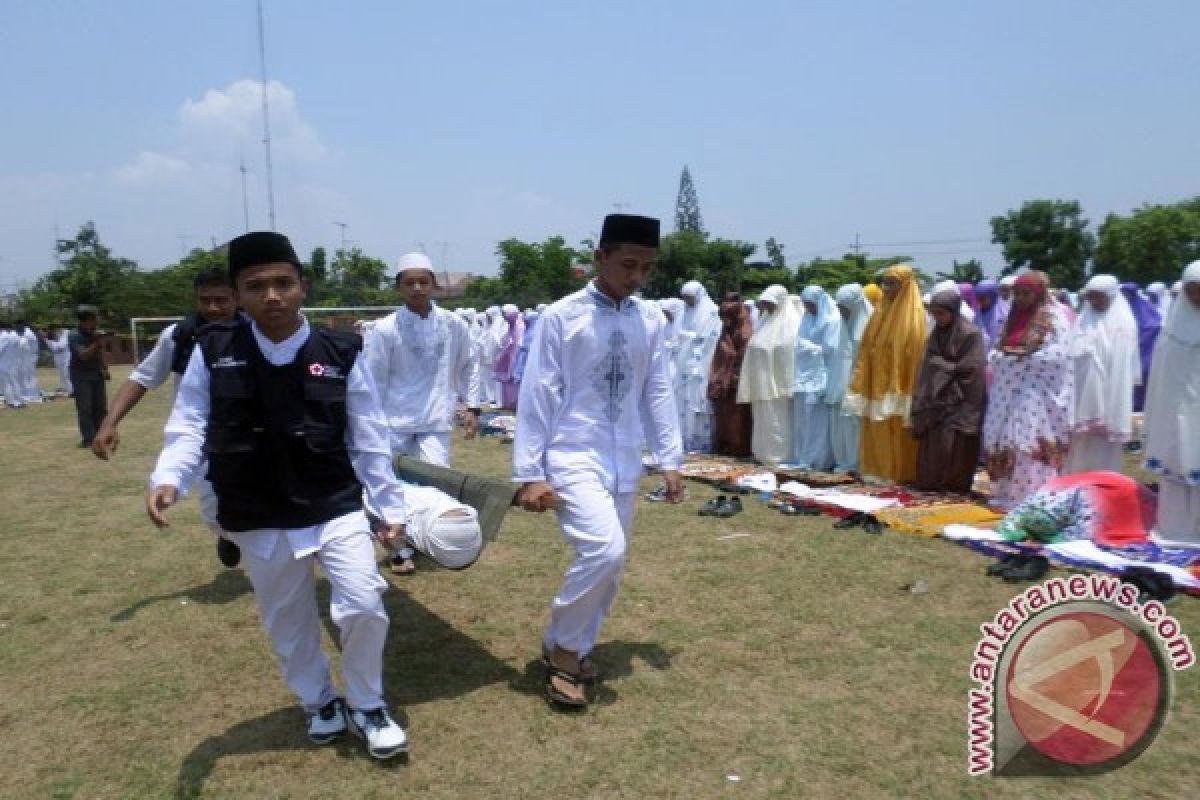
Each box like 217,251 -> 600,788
129,306 -> 397,362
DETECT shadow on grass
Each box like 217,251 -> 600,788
173,706 -> 409,799
110,569 -> 252,622
174,582 -> 521,797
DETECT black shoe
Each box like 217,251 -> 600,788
986,555 -> 1020,576
728,496 -> 743,514
699,496 -> 727,517
216,537 -> 241,568
712,497 -> 738,518
862,517 -> 884,535
1002,556 -> 1049,583
832,513 -> 865,529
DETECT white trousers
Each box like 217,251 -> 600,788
1157,478 -> 1200,545
55,358 -> 72,393
1,368 -> 21,406
831,411 -> 861,473
19,361 -> 41,403
1064,432 -> 1123,475
391,432 -> 451,467
237,515 -> 389,712
545,480 -> 637,657
751,398 -> 793,466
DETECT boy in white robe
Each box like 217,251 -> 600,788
513,213 -> 684,708
363,252 -> 481,574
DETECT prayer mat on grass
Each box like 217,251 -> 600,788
874,504 -> 1003,538
943,525 -> 1200,595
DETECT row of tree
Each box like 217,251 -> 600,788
13,190 -> 1200,326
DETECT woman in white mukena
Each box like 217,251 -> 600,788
1143,261 -> 1200,545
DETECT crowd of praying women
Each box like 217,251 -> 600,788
646,262 -> 1200,547
444,261 -> 1198,548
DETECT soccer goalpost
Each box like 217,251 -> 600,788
129,306 -> 397,361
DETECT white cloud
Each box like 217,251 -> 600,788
113,151 -> 191,187
177,79 -> 327,162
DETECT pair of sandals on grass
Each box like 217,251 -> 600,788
542,645 -> 601,709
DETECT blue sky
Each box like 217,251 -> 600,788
2,0 -> 1198,290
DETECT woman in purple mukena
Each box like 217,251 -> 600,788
1119,282 -> 1163,412
973,279 -> 1008,352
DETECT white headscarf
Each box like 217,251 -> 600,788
680,280 -> 719,334
829,283 -> 874,404
657,298 -> 687,351
1069,274 -> 1140,439
737,285 -> 802,403
931,280 -> 974,321
793,286 -> 842,396
1146,281 -> 1171,318
1143,261 -> 1200,486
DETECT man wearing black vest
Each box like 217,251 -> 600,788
93,268 -> 242,566
145,232 -> 409,759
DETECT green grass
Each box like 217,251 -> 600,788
0,366 -> 1196,799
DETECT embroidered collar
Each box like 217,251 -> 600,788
587,280 -> 635,312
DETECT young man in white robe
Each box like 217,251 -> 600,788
514,213 -> 684,708
146,231 -> 409,759
48,326 -> 73,394
1064,275 -> 1140,474
15,322 -> 44,404
1144,261 -> 1200,545
363,252 -> 480,574
0,323 -> 23,408
678,280 -> 721,453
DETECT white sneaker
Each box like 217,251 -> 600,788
307,697 -> 347,745
348,707 -> 408,759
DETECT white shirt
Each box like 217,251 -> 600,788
19,329 -> 39,363
363,304 -> 480,437
150,317 -> 406,560
130,322 -> 181,394
513,282 -> 683,494
0,331 -> 16,371
49,330 -> 71,364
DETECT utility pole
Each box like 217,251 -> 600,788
850,232 -> 862,255
613,200 -> 630,212
256,0 -> 277,231
435,241 -> 451,289
332,221 -> 349,253
239,154 -> 251,232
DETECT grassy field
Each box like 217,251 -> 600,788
0,366 -> 1196,799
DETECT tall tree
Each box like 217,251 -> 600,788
990,199 -> 1094,287
765,237 -> 786,269
674,165 -> 705,234
1093,199 -> 1200,285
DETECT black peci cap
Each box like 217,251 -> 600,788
227,231 -> 301,282
599,214 -> 660,249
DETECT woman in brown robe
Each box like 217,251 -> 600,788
911,290 -> 987,492
708,293 -> 755,457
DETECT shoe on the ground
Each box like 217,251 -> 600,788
348,706 -> 409,759
643,485 -> 669,502
1002,556 -> 1049,583
389,553 -> 417,575
832,513 -> 864,529
713,496 -> 743,519
986,555 -> 1020,577
307,697 -> 347,745
861,517 -> 884,535
216,537 -> 241,568
699,495 -> 727,516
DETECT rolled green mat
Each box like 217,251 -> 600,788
393,456 -> 518,543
